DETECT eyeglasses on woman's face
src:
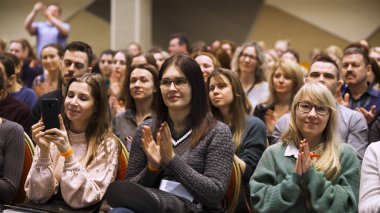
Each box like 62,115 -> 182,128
159,77 -> 188,89
296,101 -> 330,116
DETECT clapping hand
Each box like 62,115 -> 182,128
158,122 -> 175,164
356,105 -> 376,124
141,122 -> 175,170
141,126 -> 162,170
295,139 -> 312,176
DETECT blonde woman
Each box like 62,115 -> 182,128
254,59 -> 304,143
250,83 -> 360,213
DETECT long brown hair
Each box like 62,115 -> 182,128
207,68 -> 251,151
63,73 -> 113,164
156,54 -> 216,147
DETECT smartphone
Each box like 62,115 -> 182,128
41,98 -> 61,131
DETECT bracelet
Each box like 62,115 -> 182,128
147,162 -> 159,173
61,147 -> 73,158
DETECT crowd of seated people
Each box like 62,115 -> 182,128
2,15 -> 380,212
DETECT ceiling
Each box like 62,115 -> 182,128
266,0 -> 380,42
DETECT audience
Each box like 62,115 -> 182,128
254,59 -> 304,143
274,55 -> 369,161
341,46 -> 380,125
31,41 -> 94,125
32,44 -> 64,97
2,24 -> 380,212
207,68 -> 266,211
106,54 -> 234,212
192,51 -> 221,82
6,52 -> 38,109
233,42 -> 269,111
359,141 -> 380,212
25,2 -> 70,58
113,64 -> 159,150
0,54 -> 32,133
0,70 -> 25,204
250,83 -> 360,212
168,33 -> 190,55
25,73 -> 119,209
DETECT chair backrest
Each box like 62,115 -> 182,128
12,133 -> 35,204
114,134 -> 129,180
222,155 -> 242,213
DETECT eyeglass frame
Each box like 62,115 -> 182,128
296,101 -> 331,116
159,77 -> 189,89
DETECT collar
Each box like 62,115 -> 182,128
284,143 -> 299,159
342,83 -> 378,98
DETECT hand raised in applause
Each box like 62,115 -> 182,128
158,122 -> 175,164
141,126 -> 162,170
295,139 -> 312,176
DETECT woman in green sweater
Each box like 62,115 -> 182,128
250,82 -> 360,213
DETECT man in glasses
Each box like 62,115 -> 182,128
31,41 -> 93,125
273,55 -> 368,161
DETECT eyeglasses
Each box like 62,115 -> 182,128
296,102 -> 330,116
160,77 -> 188,89
240,54 -> 257,61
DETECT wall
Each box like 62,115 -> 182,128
249,4 -> 350,64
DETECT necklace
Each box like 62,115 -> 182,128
172,129 -> 192,146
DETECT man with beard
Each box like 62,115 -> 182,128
341,46 -> 380,125
31,41 -> 93,125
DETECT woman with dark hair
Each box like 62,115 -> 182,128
113,64 -> 159,150
0,69 -> 25,204
131,52 -> 158,69
26,73 -> 120,209
232,42 -> 269,111
106,54 -> 234,212
207,68 -> 266,211
33,44 -> 64,97
250,83 -> 360,212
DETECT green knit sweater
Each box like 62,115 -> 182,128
249,142 -> 360,213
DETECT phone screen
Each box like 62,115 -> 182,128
41,98 -> 60,131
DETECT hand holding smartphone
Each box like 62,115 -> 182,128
41,98 -> 61,131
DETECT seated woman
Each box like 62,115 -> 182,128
254,59 -> 304,144
25,73 -> 120,209
250,82 -> 360,212
109,50 -> 132,117
192,51 -> 221,82
0,70 -> 25,204
207,68 -> 266,211
106,54 -> 234,212
113,64 -> 159,150
33,44 -> 64,97
359,141 -> 380,212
